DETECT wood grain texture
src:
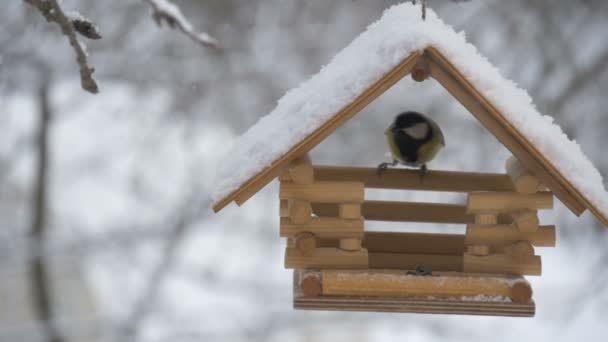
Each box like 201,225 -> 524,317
294,296 -> 535,317
284,247 -> 369,269
314,165 -> 515,192
318,270 -> 532,303
312,201 -> 513,224
466,224 -> 556,247
368,253 -> 463,271
212,52 -> 420,212
280,181 -> 364,203
467,192 -> 554,213
280,217 -> 364,239
463,253 -> 541,276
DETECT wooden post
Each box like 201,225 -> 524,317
289,154 -> 314,185
506,156 -> 542,194
288,199 -> 312,224
294,232 -> 316,256
512,210 -> 539,232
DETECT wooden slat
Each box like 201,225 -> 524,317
319,270 -> 532,303
280,217 -> 364,239
363,231 -> 465,255
467,192 -> 554,213
280,181 -> 364,203
284,247 -> 368,269
369,253 -> 463,271
294,296 -> 535,317
463,253 -> 541,276
427,47 -> 587,218
465,224 -> 556,247
314,165 -> 515,192
212,52 -> 421,212
312,201 -> 512,224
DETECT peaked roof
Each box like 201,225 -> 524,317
210,4 -> 608,227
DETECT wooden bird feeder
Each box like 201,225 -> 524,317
211,7 -> 608,318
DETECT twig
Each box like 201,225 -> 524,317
29,83 -> 63,342
143,0 -> 220,49
24,0 -> 100,93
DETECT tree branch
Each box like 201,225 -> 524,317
29,83 -> 63,342
24,0 -> 100,94
143,0 -> 220,49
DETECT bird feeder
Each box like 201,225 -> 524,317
210,4 -> 608,317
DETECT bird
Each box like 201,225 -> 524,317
377,111 -> 445,176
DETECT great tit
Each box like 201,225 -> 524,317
377,111 -> 445,176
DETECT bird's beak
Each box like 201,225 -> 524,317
440,134 -> 446,146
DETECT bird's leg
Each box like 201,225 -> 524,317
419,164 -> 428,179
377,159 -> 398,176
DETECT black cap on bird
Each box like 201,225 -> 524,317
377,111 -> 446,176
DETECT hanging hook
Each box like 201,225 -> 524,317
422,0 -> 427,21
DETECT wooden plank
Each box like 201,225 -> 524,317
294,296 -> 535,317
467,192 -> 553,213
314,165 -> 515,192
319,270 -> 532,303
280,181 -> 364,203
368,253 -> 463,271
312,201 -> 513,224
463,253 -> 541,276
339,203 -> 361,219
280,217 -> 364,238
212,52 -> 421,212
426,47 -> 587,218
363,231 -> 465,255
465,224 -> 556,247
289,154 -> 314,184
284,247 -> 369,269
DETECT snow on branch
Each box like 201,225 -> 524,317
24,0 -> 100,94
143,0 -> 220,49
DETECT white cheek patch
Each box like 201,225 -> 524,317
402,122 -> 429,140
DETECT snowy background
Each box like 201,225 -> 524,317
2,1 -> 608,341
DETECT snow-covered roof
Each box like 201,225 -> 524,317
210,3 -> 608,226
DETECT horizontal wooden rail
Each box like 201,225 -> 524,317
467,192 -> 554,213
318,231 -> 466,255
312,201 -> 512,224
465,224 -> 556,247
369,253 -> 463,271
464,253 -> 541,276
280,217 -> 364,239
284,247 -> 368,269
314,165 -> 515,192
280,181 -> 364,203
